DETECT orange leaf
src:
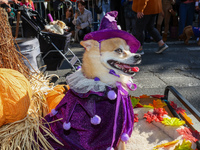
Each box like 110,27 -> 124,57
181,112 -> 193,125
149,99 -> 167,108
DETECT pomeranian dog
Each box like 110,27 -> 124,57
80,38 -> 141,88
179,25 -> 200,45
44,20 -> 68,35
44,11 -> 141,150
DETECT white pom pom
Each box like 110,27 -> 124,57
121,133 -> 129,142
50,109 -> 58,117
106,147 -> 114,150
63,122 -> 71,130
91,115 -> 101,125
107,90 -> 117,100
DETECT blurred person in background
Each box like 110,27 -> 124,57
157,0 -> 175,42
178,0 -> 199,37
121,0 -> 136,35
72,0 -> 92,42
132,0 -> 169,55
63,6 -> 75,38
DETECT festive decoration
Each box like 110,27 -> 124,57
154,139 -> 179,148
181,112 -> 193,125
46,84 -> 69,113
139,94 -> 150,98
177,127 -> 200,142
161,117 -> 185,126
0,69 -> 32,127
63,122 -> 71,130
134,114 -> 138,122
143,105 -> 154,108
70,0 -> 77,2
91,115 -> 101,125
170,101 -> 186,114
150,95 -> 164,99
107,90 -> 117,100
121,133 -> 129,142
149,99 -> 167,108
50,109 -> 58,117
174,139 -> 193,150
144,108 -> 168,123
130,96 -> 140,107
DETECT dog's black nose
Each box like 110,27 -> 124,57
134,54 -> 141,60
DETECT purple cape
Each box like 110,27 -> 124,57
44,88 -> 134,150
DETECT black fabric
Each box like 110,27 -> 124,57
50,0 -> 63,11
94,0 -> 102,14
123,2 -> 135,18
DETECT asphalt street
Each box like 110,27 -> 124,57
46,38 -> 200,131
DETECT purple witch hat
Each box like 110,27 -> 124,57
84,11 -> 140,53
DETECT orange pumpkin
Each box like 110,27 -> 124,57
0,69 -> 32,127
46,84 -> 69,113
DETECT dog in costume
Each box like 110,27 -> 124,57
44,11 -> 141,150
179,25 -> 200,45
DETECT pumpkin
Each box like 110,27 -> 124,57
46,84 -> 69,113
0,69 -> 32,127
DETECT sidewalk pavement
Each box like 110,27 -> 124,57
46,38 -> 200,131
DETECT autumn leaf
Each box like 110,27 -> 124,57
177,127 -> 200,142
150,95 -> 164,99
149,99 -> 167,108
143,105 -> 154,108
174,139 -> 193,150
134,114 -> 138,122
139,94 -> 150,98
181,112 -> 193,125
154,139 -> 179,148
143,108 -> 168,123
130,97 -> 140,108
161,117 -> 185,126
170,101 -> 186,114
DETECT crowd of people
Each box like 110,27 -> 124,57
61,0 -> 200,54
1,0 -> 200,54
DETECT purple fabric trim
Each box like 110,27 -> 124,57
110,84 -> 121,148
94,77 -> 100,81
126,81 -> 137,91
109,69 -> 120,78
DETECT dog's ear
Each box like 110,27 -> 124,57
80,40 -> 99,51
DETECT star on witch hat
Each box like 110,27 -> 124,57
84,11 -> 140,53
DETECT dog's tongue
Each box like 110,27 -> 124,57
131,67 -> 139,72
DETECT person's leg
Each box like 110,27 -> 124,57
178,3 -> 187,36
135,14 -> 148,48
156,13 -> 164,34
78,26 -> 91,41
78,29 -> 84,41
125,17 -> 131,33
84,26 -> 91,34
186,2 -> 195,26
163,0 -> 172,41
131,13 -> 137,36
146,14 -> 168,53
146,14 -> 162,44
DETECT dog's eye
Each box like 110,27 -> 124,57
115,48 -> 123,54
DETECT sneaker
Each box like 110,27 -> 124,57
155,43 -> 169,54
137,49 -> 144,55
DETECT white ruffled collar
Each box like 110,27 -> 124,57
66,69 -> 113,93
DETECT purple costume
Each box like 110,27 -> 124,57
44,11 -> 140,150
45,86 -> 134,150
192,27 -> 200,37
